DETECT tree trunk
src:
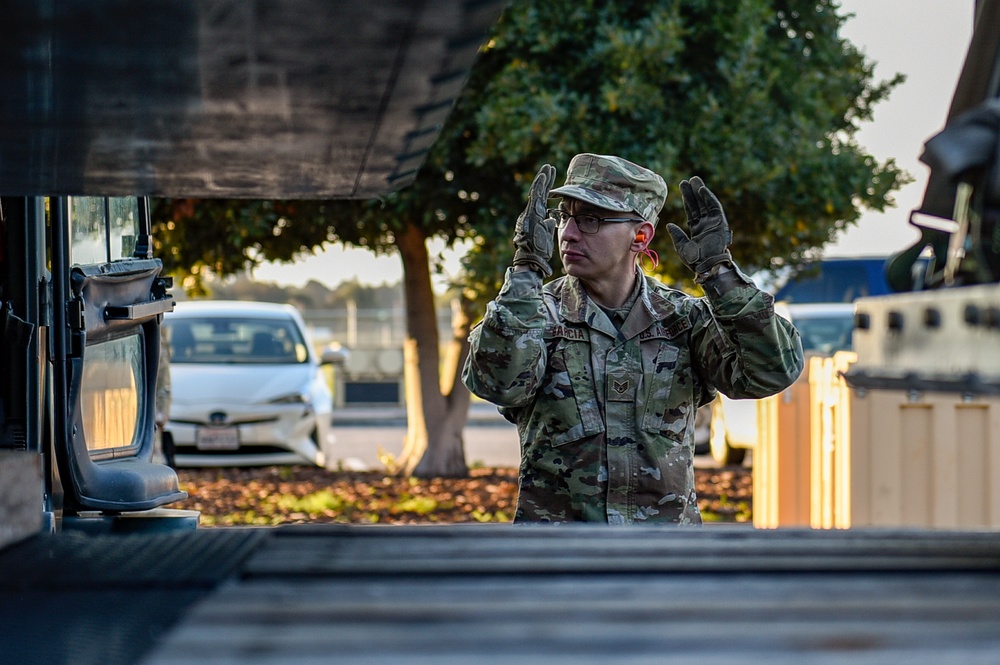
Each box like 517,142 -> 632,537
395,222 -> 472,478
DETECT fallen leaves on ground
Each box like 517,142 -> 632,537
175,465 -> 753,526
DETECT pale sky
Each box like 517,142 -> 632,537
829,0 -> 975,256
253,0 -> 977,288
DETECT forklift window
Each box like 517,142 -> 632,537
69,196 -> 147,457
79,332 -> 145,457
69,196 -> 139,265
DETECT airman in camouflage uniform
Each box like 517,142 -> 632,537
462,154 -> 803,525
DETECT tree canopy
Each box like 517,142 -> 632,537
454,0 -> 909,298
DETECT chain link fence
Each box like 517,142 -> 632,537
302,305 -> 455,406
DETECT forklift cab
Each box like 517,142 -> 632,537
0,0 -> 506,542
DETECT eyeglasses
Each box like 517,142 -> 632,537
548,208 -> 645,234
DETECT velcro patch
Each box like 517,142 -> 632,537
639,318 -> 691,341
543,324 -> 587,341
607,370 -> 637,402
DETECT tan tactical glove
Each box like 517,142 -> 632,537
666,176 -> 733,276
512,164 -> 557,276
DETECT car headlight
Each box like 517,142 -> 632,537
269,393 -> 310,405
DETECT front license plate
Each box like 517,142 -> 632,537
196,426 -> 239,451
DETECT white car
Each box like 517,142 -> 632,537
708,302 -> 855,466
162,301 -> 346,467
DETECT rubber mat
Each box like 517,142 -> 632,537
0,528 -> 268,665
0,528 -> 266,589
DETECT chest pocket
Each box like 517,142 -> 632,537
640,340 -> 688,441
539,326 -> 604,447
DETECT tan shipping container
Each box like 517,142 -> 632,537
754,349 -> 1000,529
847,380 -> 1000,529
744,348 -> 1000,530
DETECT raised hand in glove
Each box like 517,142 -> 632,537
665,176 -> 733,277
512,164 -> 557,276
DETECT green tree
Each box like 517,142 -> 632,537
154,0 -> 907,477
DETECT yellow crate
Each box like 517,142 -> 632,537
753,359 -> 813,528
808,352 -> 856,529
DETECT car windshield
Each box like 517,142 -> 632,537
165,316 -> 309,364
794,314 -> 854,355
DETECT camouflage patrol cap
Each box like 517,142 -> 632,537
550,153 -> 667,225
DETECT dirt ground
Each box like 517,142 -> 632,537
175,465 -> 753,526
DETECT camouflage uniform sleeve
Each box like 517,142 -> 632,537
462,268 -> 549,407
692,265 -> 804,399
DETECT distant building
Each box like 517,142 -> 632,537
773,257 -> 892,304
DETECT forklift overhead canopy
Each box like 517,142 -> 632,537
0,0 -> 505,199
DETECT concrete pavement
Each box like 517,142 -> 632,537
331,400 -> 511,427
327,402 -> 727,472
327,401 -> 520,471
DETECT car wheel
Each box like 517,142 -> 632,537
710,400 -> 747,467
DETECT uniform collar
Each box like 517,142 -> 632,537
558,272 -> 680,340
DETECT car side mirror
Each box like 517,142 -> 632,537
320,343 -> 350,366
